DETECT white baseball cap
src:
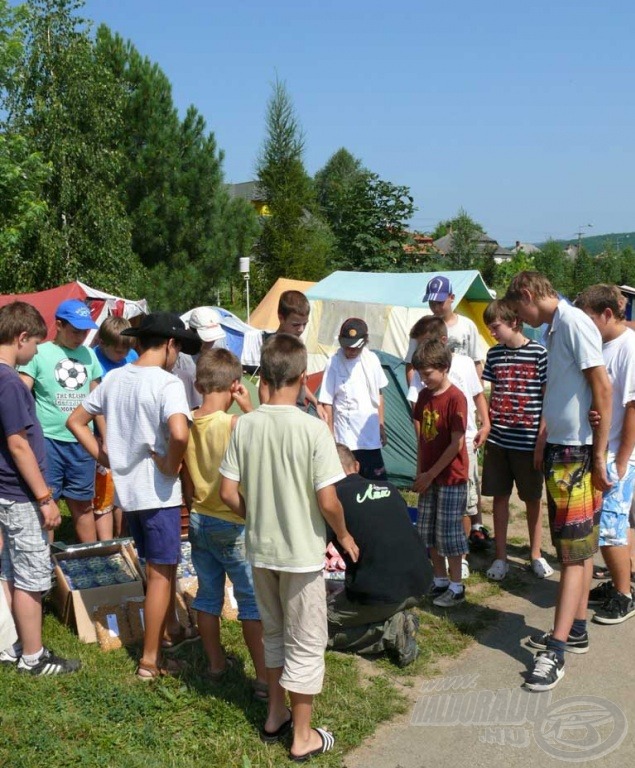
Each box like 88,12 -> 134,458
187,307 -> 226,343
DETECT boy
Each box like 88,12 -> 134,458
412,340 -> 469,607
505,271 -> 612,691
181,348 -> 267,696
405,276 -> 483,378
407,316 -> 490,567
67,312 -> 201,679
320,318 -> 389,482
219,334 -> 358,761
19,299 -> 102,542
481,299 -> 551,581
575,285 -> 635,624
259,290 -> 323,416
0,301 -> 80,675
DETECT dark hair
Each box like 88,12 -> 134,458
504,271 -> 557,302
137,335 -> 181,352
483,299 -> 522,329
260,333 -> 307,390
0,301 -> 47,344
574,284 -> 626,321
196,348 -> 243,394
96,316 -> 133,348
409,315 -> 447,341
278,290 -> 310,319
411,339 -> 452,372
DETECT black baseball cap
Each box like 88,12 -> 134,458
338,318 -> 368,348
121,312 -> 202,355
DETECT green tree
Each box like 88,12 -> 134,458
572,248 -> 598,295
315,147 -> 416,272
5,0 -> 144,294
620,246 -> 635,287
255,79 -> 331,289
533,239 -> 574,297
430,213 -> 484,242
443,208 -> 483,270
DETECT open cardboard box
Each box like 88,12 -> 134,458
51,540 -> 144,644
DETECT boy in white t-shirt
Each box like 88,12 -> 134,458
320,318 -> 389,482
575,284 -> 635,625
67,312 -> 201,679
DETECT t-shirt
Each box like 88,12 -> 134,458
330,474 -> 431,605
172,352 -> 202,410
20,341 -> 101,442
543,300 -> 604,446
482,340 -> 547,451
602,328 -> 635,462
408,353 -> 482,447
94,346 -> 138,378
404,314 -> 483,365
0,364 -> 46,503
319,349 -> 388,450
219,404 -> 345,571
81,364 -> 190,511
413,384 -> 468,485
184,410 -> 243,524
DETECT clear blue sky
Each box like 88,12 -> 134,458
76,1 -> 635,244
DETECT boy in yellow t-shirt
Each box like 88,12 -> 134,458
181,348 -> 267,698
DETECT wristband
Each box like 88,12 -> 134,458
36,488 -> 54,503
39,496 -> 53,507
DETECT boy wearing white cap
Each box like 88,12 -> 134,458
173,307 -> 226,409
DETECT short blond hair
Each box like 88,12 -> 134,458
97,316 -> 133,348
505,271 -> 558,302
574,284 -> 626,321
196,348 -> 242,394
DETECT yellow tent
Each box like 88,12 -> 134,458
250,277 -> 316,331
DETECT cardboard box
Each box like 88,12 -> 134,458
51,542 -> 144,644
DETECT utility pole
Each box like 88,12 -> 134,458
575,223 -> 593,256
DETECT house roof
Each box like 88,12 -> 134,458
511,242 -> 541,255
433,232 -> 513,260
227,181 -> 266,202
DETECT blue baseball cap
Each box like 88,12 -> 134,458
423,276 -> 453,303
55,299 -> 98,330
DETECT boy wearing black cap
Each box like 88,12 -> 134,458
19,299 -> 102,542
67,312 -> 201,679
319,318 -> 389,481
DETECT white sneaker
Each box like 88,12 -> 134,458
531,557 -> 554,578
461,559 -> 470,579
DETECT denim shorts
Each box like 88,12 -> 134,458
599,461 -> 635,547
126,507 -> 181,565
0,498 -> 51,592
45,437 -> 95,501
188,512 -> 260,621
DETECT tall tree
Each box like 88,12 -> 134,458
443,209 -> 483,270
5,0 -> 144,294
532,239 -> 574,297
255,79 -> 331,288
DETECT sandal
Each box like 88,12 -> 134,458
531,557 -> 554,578
260,708 -> 293,744
486,559 -> 509,581
289,728 -> 335,762
593,564 -> 610,580
136,657 -> 185,680
162,626 -> 199,652
205,653 -> 238,682
251,679 -> 269,703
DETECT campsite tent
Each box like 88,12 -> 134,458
0,281 -> 148,342
180,307 -> 262,368
303,270 -> 494,373
249,277 -> 316,331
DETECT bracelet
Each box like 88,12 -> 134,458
36,488 -> 53,503
37,493 -> 54,507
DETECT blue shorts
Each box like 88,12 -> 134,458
189,512 -> 259,621
126,507 -> 181,565
599,461 -> 635,547
45,438 -> 95,501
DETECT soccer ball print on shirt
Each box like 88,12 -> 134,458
55,357 -> 88,391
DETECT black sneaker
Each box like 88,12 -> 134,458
526,630 -> 589,654
395,612 -> 420,668
523,651 -> 565,692
588,580 -> 617,606
433,586 -> 466,608
469,525 -> 491,551
17,647 -> 81,676
428,582 -> 449,599
593,592 -> 635,625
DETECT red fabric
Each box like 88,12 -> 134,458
413,384 -> 468,485
0,282 -> 87,341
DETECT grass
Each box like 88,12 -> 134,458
0,503 -> 536,768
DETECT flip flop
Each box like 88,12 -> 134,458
593,565 -> 610,580
260,708 -> 293,744
289,728 -> 335,762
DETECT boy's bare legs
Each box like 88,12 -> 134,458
446,554 -> 463,583
290,692 -> 322,758
552,559 -> 593,642
140,562 -> 175,670
430,547 -> 448,578
165,568 -> 181,637
629,527 -> 635,575
198,612 -> 225,672
601,545 -> 631,595
10,585 -> 43,656
264,666 -> 288,732
94,510 -> 113,541
242,619 -> 267,684
525,498 -> 543,562
67,498 -> 97,542
113,506 -> 125,538
492,495 -> 510,561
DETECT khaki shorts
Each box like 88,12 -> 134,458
465,447 -> 479,516
252,567 -> 327,695
481,442 -> 544,501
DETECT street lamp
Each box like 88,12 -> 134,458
239,256 -> 251,323
576,223 -> 593,255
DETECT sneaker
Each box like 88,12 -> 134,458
469,525 -> 491,551
394,612 -> 420,668
531,557 -> 554,578
526,630 -> 589,654
588,580 -> 617,606
461,559 -> 470,579
593,592 -> 635,625
523,651 -> 565,692
433,586 -> 465,608
17,647 -> 81,676
0,649 -> 20,666
428,581 -> 449,599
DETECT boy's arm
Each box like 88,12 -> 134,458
232,382 -> 254,414
18,373 -> 34,391
413,431 -> 464,494
151,413 -> 190,477
180,462 -> 195,510
6,431 -> 61,530
219,477 -> 246,519
378,392 -> 387,446
615,401 -> 635,479
534,411 -> 548,470
321,403 -> 334,434
67,406 -> 109,467
583,365 -> 612,491
304,383 -> 328,421
316,484 -> 358,562
472,391 -> 490,448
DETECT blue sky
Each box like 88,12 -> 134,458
76,1 -> 635,244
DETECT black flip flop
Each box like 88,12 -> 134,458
260,709 -> 293,744
289,728 -> 335,762
593,565 -> 610,580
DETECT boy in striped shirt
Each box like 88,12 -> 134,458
481,300 -> 551,581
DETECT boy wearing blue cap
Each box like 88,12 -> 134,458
19,299 -> 102,542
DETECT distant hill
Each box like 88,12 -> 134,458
536,232 -> 635,256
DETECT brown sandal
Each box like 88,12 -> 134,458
251,680 -> 269,702
136,657 -> 185,680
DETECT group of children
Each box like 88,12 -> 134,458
1,272 -> 634,761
